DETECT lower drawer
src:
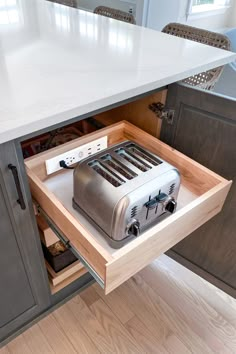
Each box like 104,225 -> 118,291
37,216 -> 87,293
25,121 -> 231,294
46,260 -> 87,294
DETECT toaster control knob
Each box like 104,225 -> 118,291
126,219 -> 140,237
165,199 -> 177,214
156,193 -> 177,214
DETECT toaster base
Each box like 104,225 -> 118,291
72,198 -> 136,249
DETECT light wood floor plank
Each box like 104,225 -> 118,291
94,282 -> 174,346
7,333 -> 33,354
124,315 -> 169,354
89,298 -> 142,353
1,255 -> 236,354
67,294 -> 124,354
38,313 -> 77,354
0,346 -> 11,354
156,255 -> 236,327
140,260 -> 236,353
163,334 -> 192,354
52,302 -> 100,354
23,324 -> 55,354
92,284 -> 135,324
116,277 -> 213,354
79,286 -> 100,307
92,283 -> 135,324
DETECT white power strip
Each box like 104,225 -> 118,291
45,136 -> 107,175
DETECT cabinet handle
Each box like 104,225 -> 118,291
8,164 -> 26,210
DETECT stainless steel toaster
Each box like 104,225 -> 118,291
73,141 -> 180,248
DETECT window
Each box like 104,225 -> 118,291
193,0 -> 214,5
191,0 -> 231,14
0,0 -> 20,25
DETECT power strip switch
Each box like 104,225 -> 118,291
45,136 -> 107,175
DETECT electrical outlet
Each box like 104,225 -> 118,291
45,136 -> 107,175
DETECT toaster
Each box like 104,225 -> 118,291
73,141 -> 180,248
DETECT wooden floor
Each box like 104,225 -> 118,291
1,255 -> 236,354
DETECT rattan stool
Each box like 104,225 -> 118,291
94,6 -> 136,24
162,23 -> 231,90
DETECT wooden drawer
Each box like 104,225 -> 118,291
46,260 -> 87,294
25,121 -> 231,294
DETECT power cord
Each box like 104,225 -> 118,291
59,160 -> 75,170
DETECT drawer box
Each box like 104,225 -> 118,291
25,121 -> 231,294
46,259 -> 87,294
37,215 -> 59,246
41,241 -> 77,273
45,260 -> 84,286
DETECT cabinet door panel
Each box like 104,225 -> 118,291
0,183 -> 35,328
161,83 -> 236,295
0,141 -> 51,342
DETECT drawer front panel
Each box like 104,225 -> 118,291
105,182 -> 231,294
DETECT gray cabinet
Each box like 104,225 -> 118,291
161,83 -> 236,298
0,141 -> 50,343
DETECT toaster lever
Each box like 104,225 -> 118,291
145,192 -> 167,210
156,193 -> 168,203
145,198 -> 158,210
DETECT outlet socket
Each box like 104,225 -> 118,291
45,136 -> 107,175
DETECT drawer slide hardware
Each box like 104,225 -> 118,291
149,102 -> 175,125
36,204 -> 105,289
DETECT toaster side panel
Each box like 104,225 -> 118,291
73,164 -> 122,237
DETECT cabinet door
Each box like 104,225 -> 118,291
0,141 -> 50,342
161,83 -> 236,297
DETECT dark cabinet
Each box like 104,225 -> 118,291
0,141 -> 50,343
161,83 -> 236,298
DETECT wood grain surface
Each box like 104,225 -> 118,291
1,255 -> 236,354
95,90 -> 167,138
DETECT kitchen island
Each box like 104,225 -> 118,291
0,0 -> 235,143
0,0 -> 235,345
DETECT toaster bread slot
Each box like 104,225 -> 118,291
89,160 -> 125,187
125,143 -> 163,167
115,148 -> 150,172
101,154 -> 137,181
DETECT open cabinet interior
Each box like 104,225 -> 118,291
21,89 -> 167,294
23,109 -> 231,294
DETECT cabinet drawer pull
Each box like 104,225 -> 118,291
8,164 -> 26,210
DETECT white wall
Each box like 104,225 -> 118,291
229,0 -> 236,27
76,0 -> 137,15
183,6 -> 232,31
75,0 -> 148,25
146,0 -> 234,32
146,0 -> 181,31
74,0 -> 236,29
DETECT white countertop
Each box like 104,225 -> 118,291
0,0 -> 235,144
